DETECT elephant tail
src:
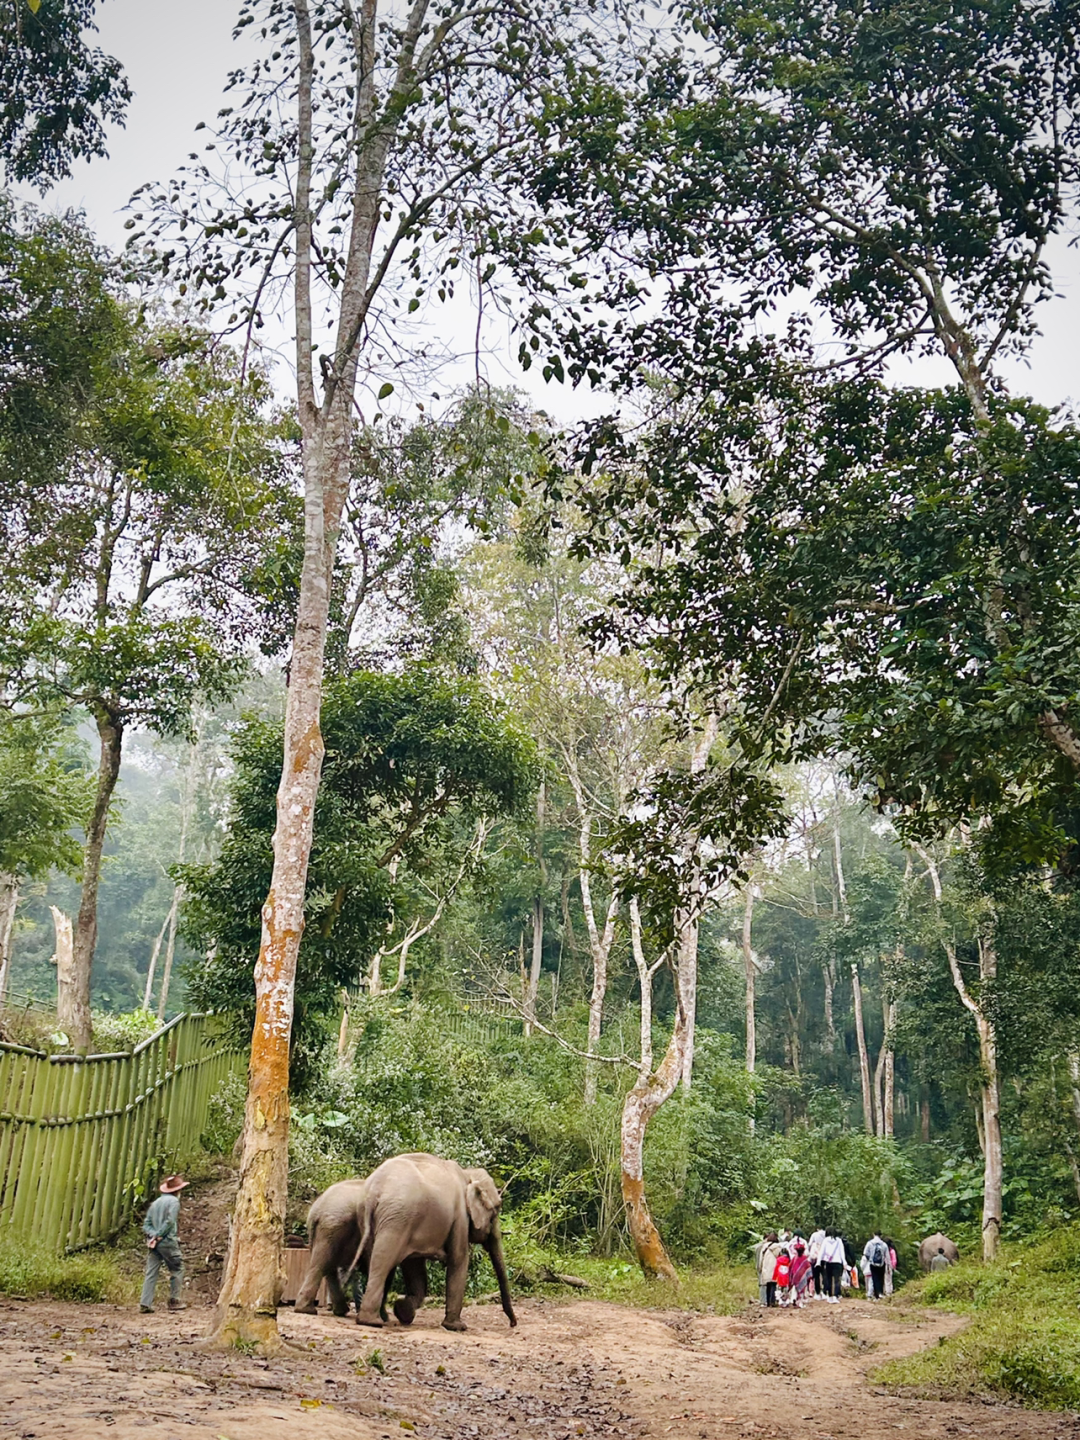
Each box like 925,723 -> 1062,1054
341,1204 -> 372,1290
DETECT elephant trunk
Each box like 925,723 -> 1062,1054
486,1222 -> 517,1328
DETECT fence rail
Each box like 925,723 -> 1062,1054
0,1013 -> 242,1252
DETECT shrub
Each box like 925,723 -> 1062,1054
0,1240 -> 127,1302
878,1224 -> 1080,1408
201,1070 -> 246,1156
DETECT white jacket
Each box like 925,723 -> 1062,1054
820,1235 -> 846,1265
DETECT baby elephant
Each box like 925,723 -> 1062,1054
294,1177 -> 368,1316
350,1152 -> 516,1332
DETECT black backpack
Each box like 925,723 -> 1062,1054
869,1238 -> 887,1267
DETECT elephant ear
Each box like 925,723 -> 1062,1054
465,1169 -> 501,1239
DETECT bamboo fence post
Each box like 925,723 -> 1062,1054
13,1054 -> 62,1238
1,1016 -> 240,1249
39,1060 -> 79,1248
64,1057 -> 103,1249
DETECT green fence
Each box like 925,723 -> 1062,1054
0,1013 -> 242,1252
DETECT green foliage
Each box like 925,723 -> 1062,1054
0,1240 -> 126,1302
182,668 -> 537,1076
88,1007 -> 160,1053
0,710 -> 91,880
201,1071 -> 247,1157
0,199 -> 124,494
878,1227 -> 1080,1408
0,0 -> 129,187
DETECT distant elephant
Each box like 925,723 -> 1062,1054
919,1231 -> 959,1271
350,1152 -> 516,1332
294,1178 -> 369,1315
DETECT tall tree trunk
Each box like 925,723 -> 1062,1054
822,957 -> 837,1051
524,780 -> 546,1036
155,886 -> 182,1020
742,885 -> 756,1075
851,962 -> 874,1135
676,715 -> 715,1090
970,934 -> 1003,1261
582,884 -> 617,1104
919,844 -> 1004,1263
621,906 -> 697,1283
0,872 -> 18,1005
525,895 -> 544,1036
50,906 -> 77,1040
70,708 -> 123,1052
337,988 -> 351,1059
882,998 -> 895,1138
210,434 -> 342,1348
920,1087 -> 931,1143
210,0 -> 423,1349
142,906 -> 171,1011
1067,1053 -> 1080,1205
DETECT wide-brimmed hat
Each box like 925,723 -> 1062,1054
159,1174 -> 189,1194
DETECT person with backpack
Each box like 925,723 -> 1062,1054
862,1231 -> 889,1299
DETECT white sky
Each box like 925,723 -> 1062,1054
33,0 -> 1080,418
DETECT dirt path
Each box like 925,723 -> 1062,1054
1,1294 -> 1077,1440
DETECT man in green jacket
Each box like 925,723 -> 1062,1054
140,1174 -> 189,1314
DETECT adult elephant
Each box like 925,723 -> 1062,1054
918,1232 -> 959,1270
294,1178 -> 368,1316
350,1152 -> 516,1332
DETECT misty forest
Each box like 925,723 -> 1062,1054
3,0 -> 1080,1427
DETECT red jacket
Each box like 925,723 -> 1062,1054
773,1251 -> 792,1286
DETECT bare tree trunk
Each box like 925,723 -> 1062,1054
525,895 -> 544,1036
972,933 -> 1003,1262
142,907 -> 171,1011
0,872 -> 18,1005
620,907 -> 697,1283
742,885 -> 756,1075
882,997 -> 895,1138
677,715 -> 716,1091
50,906 -> 77,1040
920,1088 -> 931,1143
873,997 -> 888,1137
524,781 -> 546,1036
629,897 -> 653,1073
211,6 -> 356,1327
155,886 -> 182,1020
337,988 -> 351,1059
822,957 -> 837,1051
918,847 -> 1003,1262
851,962 -> 874,1134
1067,1052 -> 1080,1205
582,881 -> 617,1105
70,708 -> 123,1052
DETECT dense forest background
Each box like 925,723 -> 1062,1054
4,0 -> 1080,1299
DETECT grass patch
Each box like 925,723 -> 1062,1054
875,1224 -> 1080,1410
512,1252 -> 757,1313
0,1239 -> 130,1303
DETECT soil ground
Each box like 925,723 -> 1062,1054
3,1290 -> 1079,1440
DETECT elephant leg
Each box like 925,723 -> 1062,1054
356,1233 -> 398,1327
325,1266 -> 350,1317
442,1247 -> 469,1332
295,1233 -> 339,1314
393,1258 -> 427,1326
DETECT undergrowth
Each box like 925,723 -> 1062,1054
0,1240 -> 129,1303
876,1224 -> 1080,1409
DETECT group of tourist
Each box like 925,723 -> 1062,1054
752,1226 -> 898,1307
